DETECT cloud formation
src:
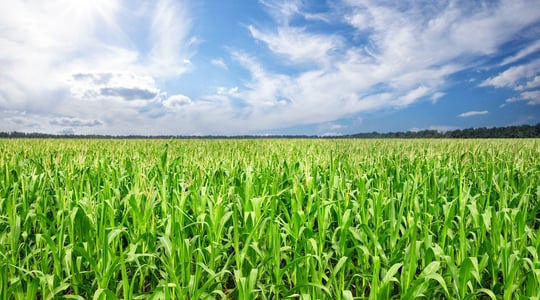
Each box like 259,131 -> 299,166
147,0 -> 197,77
458,111 -> 489,118
249,25 -> 342,66
506,91 -> 540,105
481,59 -> 540,107
70,72 -> 160,103
213,0 -> 539,132
0,0 -> 196,134
211,59 -> 228,70
480,60 -> 540,89
1,0 -> 539,135
163,95 -> 192,110
50,117 -> 103,127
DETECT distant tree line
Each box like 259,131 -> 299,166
1,123 -> 539,139
343,123 -> 540,139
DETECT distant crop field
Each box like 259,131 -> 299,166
0,139 -> 539,299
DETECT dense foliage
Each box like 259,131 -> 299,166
346,123 -> 540,139
0,139 -> 539,299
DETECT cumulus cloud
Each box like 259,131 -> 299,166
163,94 -> 192,110
458,111 -> 489,118
0,0 -> 196,134
520,91 -> 540,105
70,72 -> 160,103
522,76 -> 540,90
480,59 -> 540,107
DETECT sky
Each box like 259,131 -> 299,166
1,0 -> 540,136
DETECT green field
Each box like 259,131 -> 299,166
1,139 -> 539,299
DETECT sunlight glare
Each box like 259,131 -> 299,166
62,0 -> 118,26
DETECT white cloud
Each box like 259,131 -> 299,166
69,72 -> 160,105
342,0 -> 540,84
479,61 -> 540,89
479,59 -> 540,108
431,92 -> 445,103
163,94 -> 192,110
258,0 -> 332,24
320,132 -> 342,137
1,0 -> 540,135
228,0 -> 540,133
396,86 -> 430,107
480,66 -> 528,88
520,91 -> 540,104
506,90 -> 540,105
218,51 -> 396,130
429,126 -> 460,133
211,59 -> 228,70
0,0 -> 195,84
148,0 -> 197,77
501,40 -> 540,66
344,0 -> 539,64
217,86 -> 239,96
258,0 -> 301,25
249,25 -> 342,66
522,76 -> 540,90
0,0 -> 198,134
458,110 -> 489,118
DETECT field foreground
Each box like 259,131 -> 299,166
0,139 -> 539,299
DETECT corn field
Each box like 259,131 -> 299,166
0,139 -> 539,299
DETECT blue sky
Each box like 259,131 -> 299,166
1,0 -> 539,135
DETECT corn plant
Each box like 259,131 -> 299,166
0,138 -> 538,299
